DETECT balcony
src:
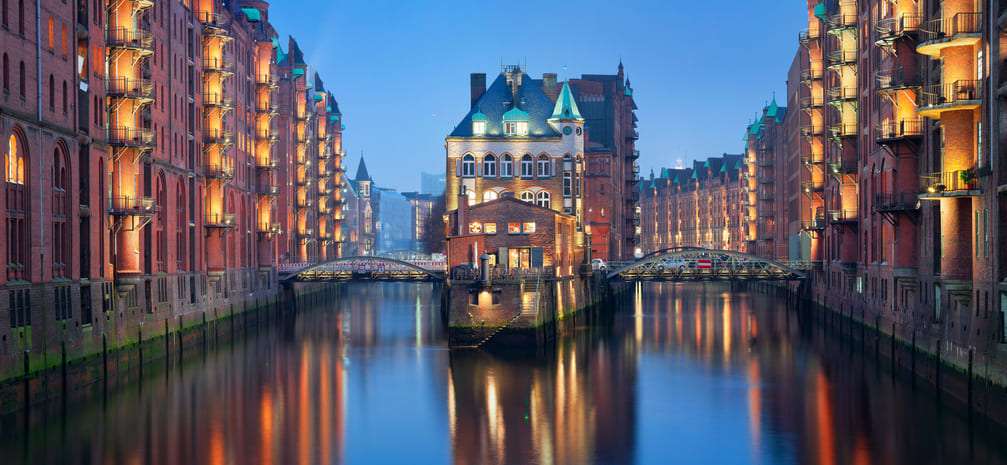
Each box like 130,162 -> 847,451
801,125 -> 825,138
205,163 -> 235,180
296,198 -> 314,209
106,77 -> 154,102
802,180 -> 825,196
109,196 -> 157,217
629,150 -> 640,159
918,80 -> 983,118
919,169 -> 980,199
827,87 -> 857,103
106,27 -> 154,53
917,13 -> 983,57
255,129 -> 278,143
202,92 -> 233,109
257,223 -> 282,236
801,154 -> 825,166
197,11 -> 231,37
801,216 -> 827,231
202,57 -> 233,74
107,127 -> 155,149
205,213 -> 236,229
318,149 -> 332,160
799,29 -> 821,46
256,159 -> 278,170
800,96 -> 824,109
874,193 -> 919,213
829,159 -> 857,176
829,123 -> 858,139
827,210 -> 858,225
829,13 -> 858,31
203,129 -> 234,146
258,185 -> 280,197
827,49 -> 858,68
256,102 -> 279,115
255,74 -> 277,88
801,67 -> 824,82
876,119 -> 923,144
875,15 -> 922,45
755,158 -> 773,168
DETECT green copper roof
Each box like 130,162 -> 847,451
240,7 -> 261,22
502,106 -> 530,122
471,111 -> 488,122
292,68 -> 305,77
766,97 -> 779,118
814,2 -> 827,20
550,82 -> 584,121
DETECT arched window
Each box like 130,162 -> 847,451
155,174 -> 166,272
501,154 -> 513,177
520,154 -> 533,177
537,155 -> 551,177
176,182 -> 186,270
47,16 -> 54,49
482,190 -> 498,203
52,146 -> 70,277
483,154 -> 496,177
2,53 -> 8,92
461,154 -> 475,177
520,191 -> 534,203
536,191 -> 551,209
6,133 -> 28,280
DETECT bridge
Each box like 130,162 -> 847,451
606,247 -> 807,282
280,256 -> 446,283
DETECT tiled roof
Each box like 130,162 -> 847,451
449,72 -> 562,138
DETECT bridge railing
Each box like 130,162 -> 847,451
451,266 -> 556,283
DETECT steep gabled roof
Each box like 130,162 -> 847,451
550,82 -> 584,121
449,72 -> 561,138
354,156 -> 371,181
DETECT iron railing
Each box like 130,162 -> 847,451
920,13 -> 983,44
876,67 -> 921,91
875,15 -> 922,42
106,27 -> 153,51
202,56 -> 232,73
105,77 -> 154,100
827,210 -> 858,223
205,163 -> 235,180
109,196 -> 157,216
827,49 -> 858,67
876,119 -> 923,142
827,87 -> 858,101
107,127 -> 155,148
920,169 -> 980,196
205,213 -> 236,228
801,216 -> 827,231
874,193 -> 919,212
202,92 -> 233,108
830,123 -> 858,138
919,80 -> 983,110
203,129 -> 233,145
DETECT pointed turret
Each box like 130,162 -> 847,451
355,156 -> 372,181
549,82 -> 584,122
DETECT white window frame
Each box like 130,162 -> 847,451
483,154 -> 497,177
521,155 -> 533,178
461,154 -> 476,177
536,191 -> 551,209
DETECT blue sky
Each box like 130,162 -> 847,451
267,0 -> 806,191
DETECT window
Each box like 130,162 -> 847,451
520,155 -> 533,177
1,53 -> 7,92
501,154 -> 513,177
6,133 -> 28,281
482,190 -> 498,203
473,120 -> 487,135
536,191 -> 551,209
468,222 -> 482,234
537,155 -> 551,177
18,60 -> 24,97
508,222 -> 522,234
177,182 -> 186,269
156,174 -> 166,272
47,16 -> 53,49
483,154 -> 496,177
48,75 -> 54,111
504,121 -> 529,136
18,0 -> 23,35
52,147 -> 69,278
461,154 -> 475,177
520,191 -> 534,203
523,222 -> 537,234
61,80 -> 66,114
1,0 -> 6,27
484,222 -> 497,234
563,172 -> 572,197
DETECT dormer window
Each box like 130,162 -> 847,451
471,110 -> 488,136
503,106 -> 530,136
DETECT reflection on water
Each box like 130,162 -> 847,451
1,282 -> 1006,465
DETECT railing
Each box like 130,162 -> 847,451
296,198 -> 314,208
255,74 -> 274,86
256,102 -> 279,114
801,154 -> 825,165
205,213 -> 236,228
829,13 -> 858,29
257,223 -> 282,235
451,266 -> 556,283
876,119 -> 923,142
256,159 -> 278,170
874,193 -> 919,212
827,210 -> 858,223
755,159 -> 773,168
202,57 -> 232,72
827,49 -> 858,66
801,216 -> 827,231
830,123 -> 858,138
203,129 -> 233,145
109,196 -> 157,216
800,96 -> 824,108
801,67 -> 824,81
827,87 -> 857,101
197,11 -> 229,29
106,77 -> 154,100
255,129 -> 278,141
205,163 -> 234,180
919,80 -> 983,110
106,27 -> 154,51
799,29 -> 821,44
801,125 -> 825,137
876,67 -> 921,91
921,13 -> 983,44
875,15 -> 922,42
202,92 -> 233,108
920,169 -> 980,196
259,185 -> 280,196
829,159 -> 857,175
802,181 -> 825,194
107,127 -> 155,148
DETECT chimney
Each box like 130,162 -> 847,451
457,186 -> 469,236
470,73 -> 486,108
543,73 -> 558,100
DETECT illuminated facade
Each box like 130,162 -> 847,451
0,0 -> 345,377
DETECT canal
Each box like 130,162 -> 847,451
1,282 -> 1006,465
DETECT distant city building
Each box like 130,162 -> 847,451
421,172 -> 446,196
348,157 -> 379,255
377,188 -> 413,253
402,192 -> 439,252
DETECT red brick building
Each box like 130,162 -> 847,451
0,0 -> 344,377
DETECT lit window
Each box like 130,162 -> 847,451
483,190 -> 498,203
523,222 -> 536,233
501,154 -> 513,177
536,191 -> 551,209
504,121 -> 529,136
521,155 -> 533,177
483,154 -> 496,177
563,172 -> 572,197
520,191 -> 534,203
508,222 -> 522,234
461,154 -> 475,177
484,223 -> 497,234
468,222 -> 482,234
537,155 -> 551,177
473,120 -> 487,135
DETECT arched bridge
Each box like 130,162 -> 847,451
280,256 -> 446,283
607,247 -> 807,282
